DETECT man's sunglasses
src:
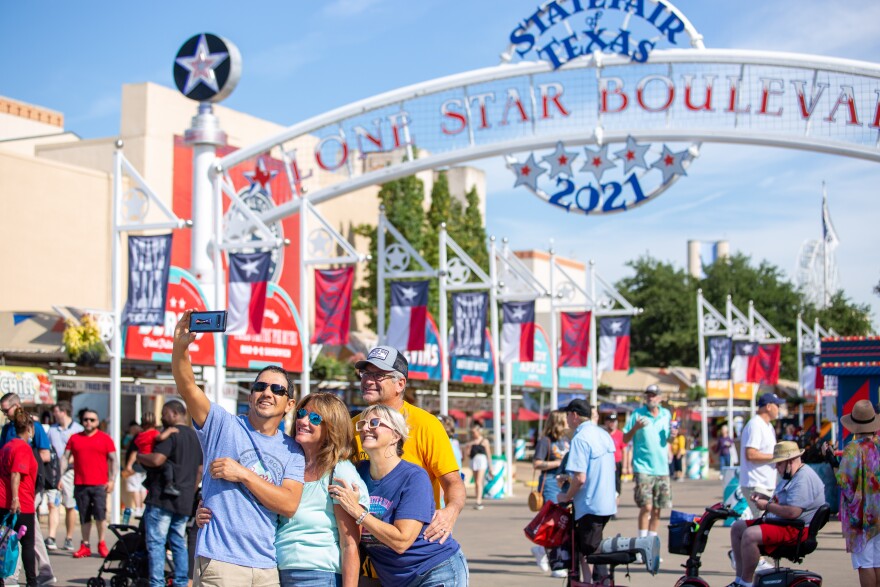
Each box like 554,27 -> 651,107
251,382 -> 290,397
356,370 -> 395,382
82,417 -> 98,422
355,417 -> 392,432
296,409 -> 322,426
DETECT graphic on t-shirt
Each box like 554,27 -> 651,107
362,496 -> 392,545
239,448 -> 284,486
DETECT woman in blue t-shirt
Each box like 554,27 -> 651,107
198,393 -> 368,587
333,404 -> 469,587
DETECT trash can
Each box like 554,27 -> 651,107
721,466 -> 750,525
687,448 -> 709,479
483,455 -> 507,499
515,438 -> 526,460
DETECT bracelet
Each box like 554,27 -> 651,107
356,510 -> 370,525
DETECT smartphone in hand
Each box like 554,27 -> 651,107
189,311 -> 228,332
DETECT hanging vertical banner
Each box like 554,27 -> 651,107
405,313 -> 442,381
559,311 -> 591,367
731,341 -> 757,384
801,352 -> 823,398
749,344 -> 781,385
451,292 -> 488,357
122,234 -> 173,326
501,300 -> 535,364
387,280 -> 429,351
227,251 -> 271,335
312,267 -> 354,345
598,317 -> 631,372
226,283 -> 303,372
124,266 -> 215,365
450,328 -> 495,384
511,325 -> 551,388
707,337 -> 733,381
558,354 -> 594,390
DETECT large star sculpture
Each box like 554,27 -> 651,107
580,145 -> 617,182
613,136 -> 652,174
244,158 -> 278,193
541,141 -> 579,179
511,153 -> 547,191
650,145 -> 689,184
175,34 -> 229,95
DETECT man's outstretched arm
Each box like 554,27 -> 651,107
171,310 -> 210,427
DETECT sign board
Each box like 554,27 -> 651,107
450,328 -> 496,384
226,283 -> 303,372
405,313 -> 442,381
707,380 -> 754,401
511,325 -> 552,388
0,367 -> 54,405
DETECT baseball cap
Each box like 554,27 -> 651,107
645,384 -> 660,395
563,399 -> 592,418
605,413 -> 618,421
757,392 -> 786,407
355,345 -> 409,379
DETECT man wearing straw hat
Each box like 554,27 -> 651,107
726,441 -> 825,587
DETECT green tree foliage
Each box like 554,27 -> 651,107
616,253 -> 873,379
458,186 -> 490,272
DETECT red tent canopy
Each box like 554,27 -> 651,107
472,410 -> 495,421
517,407 -> 543,421
448,409 -> 467,421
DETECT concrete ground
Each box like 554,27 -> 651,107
34,462 -> 856,586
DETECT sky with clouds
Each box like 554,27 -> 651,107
2,0 -> 878,327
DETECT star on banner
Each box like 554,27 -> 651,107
609,319 -> 624,333
240,258 -> 261,278
650,145 -> 689,184
613,136 -> 651,174
244,158 -> 278,192
580,145 -> 617,182
175,34 -> 229,95
541,141 -> 579,179
511,153 -> 547,191
510,306 -> 526,320
400,286 -> 419,301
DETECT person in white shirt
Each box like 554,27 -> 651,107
739,393 -> 786,518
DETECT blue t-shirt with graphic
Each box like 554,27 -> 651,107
195,403 -> 305,568
358,460 -> 460,587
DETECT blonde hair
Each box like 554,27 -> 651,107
295,393 -> 356,477
360,404 -> 409,457
544,410 -> 567,442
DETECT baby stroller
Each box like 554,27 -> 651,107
87,518 -> 173,587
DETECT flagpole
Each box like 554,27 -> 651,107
814,318 -> 821,434
300,198 -> 311,397
796,314 -> 805,428
489,237 -> 502,457
697,289 -> 709,452
725,297 -> 734,436
378,207 -> 386,344
822,181 -> 829,309
588,261 -> 598,408
212,162 -> 226,409
110,144 -> 123,525
549,247 -> 558,411
504,361 -> 514,496
439,224 -> 449,416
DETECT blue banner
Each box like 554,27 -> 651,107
122,234 -> 172,326
511,325 -> 552,388
403,313 -> 442,381
452,292 -> 488,357
450,327 -> 495,384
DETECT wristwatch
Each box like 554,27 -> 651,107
356,510 -> 370,525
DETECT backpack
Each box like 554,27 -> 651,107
31,443 -> 61,492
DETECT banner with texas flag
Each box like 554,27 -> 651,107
387,280 -> 429,351
598,317 -> 630,372
732,341 -> 781,385
501,301 -> 535,364
801,352 -> 823,396
559,311 -> 591,367
227,251 -> 271,335
312,267 -> 354,345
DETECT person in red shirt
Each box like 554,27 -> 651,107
0,408 -> 39,586
603,413 -> 626,514
63,408 -> 117,559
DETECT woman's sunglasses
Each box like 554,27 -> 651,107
355,417 -> 392,432
251,381 -> 289,397
296,408 -> 322,426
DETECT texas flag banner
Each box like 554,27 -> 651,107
227,251 -> 271,335
312,267 -> 354,345
387,280 -> 429,351
501,301 -> 535,364
598,317 -> 630,372
749,344 -> 781,385
559,311 -> 591,367
731,341 -> 758,384
801,352 -> 823,394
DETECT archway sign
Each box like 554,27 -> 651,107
216,0 -> 880,236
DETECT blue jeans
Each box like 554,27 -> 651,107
279,568 -> 340,587
145,504 -> 189,587
719,454 -> 731,469
409,550 -> 469,587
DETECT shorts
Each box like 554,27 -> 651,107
672,456 -> 684,473
633,473 -> 671,509
126,471 -> 147,493
574,514 -> 611,556
745,519 -> 807,555
852,533 -> 880,569
194,556 -> 280,587
614,462 -> 622,495
74,485 -> 107,523
471,453 -> 489,473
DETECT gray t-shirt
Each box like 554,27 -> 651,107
195,403 -> 305,568
769,463 -> 825,523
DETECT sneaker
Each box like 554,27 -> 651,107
756,558 -> 775,572
72,543 -> 91,558
473,504 -> 484,510
97,541 -> 109,558
37,577 -> 57,586
728,549 -> 736,571
551,569 -> 568,578
63,538 -> 74,551
44,538 -> 57,551
531,545 -> 550,572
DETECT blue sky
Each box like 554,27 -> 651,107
3,0 -> 879,328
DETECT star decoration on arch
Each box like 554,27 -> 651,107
244,158 -> 278,193
650,145 -> 689,184
511,153 -> 547,191
580,145 -> 616,182
384,244 -> 410,272
541,141 -> 579,179
446,258 -> 471,285
175,34 -> 229,95
613,136 -> 652,174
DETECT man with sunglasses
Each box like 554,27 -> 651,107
172,310 -> 305,587
353,346 -> 465,548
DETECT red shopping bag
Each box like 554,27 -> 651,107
523,501 -> 572,548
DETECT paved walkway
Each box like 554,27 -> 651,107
35,463 -> 855,586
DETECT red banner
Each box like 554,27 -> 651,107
124,267 -> 215,365
312,267 -> 354,345
559,311 -> 591,367
226,283 -> 303,372
749,344 -> 781,385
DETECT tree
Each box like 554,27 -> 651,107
424,172 -> 452,319
457,186 -> 489,273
